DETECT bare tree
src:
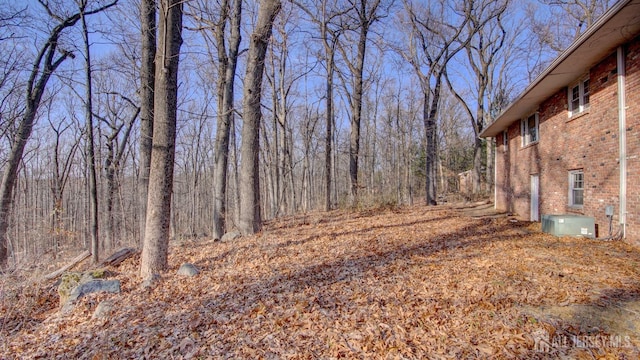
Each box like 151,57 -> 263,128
238,0 -> 281,235
295,0 -> 349,211
335,0 -> 384,205
0,0 -> 116,268
47,107 -> 81,259
376,79 -> 421,205
188,0 -> 243,240
264,3 -> 317,217
78,0 -> 100,264
445,0 -> 508,195
213,0 -> 241,239
531,0 -> 613,53
138,0 -> 156,245
0,6 -> 26,123
140,0 -> 183,277
398,0 -> 493,205
94,91 -> 138,251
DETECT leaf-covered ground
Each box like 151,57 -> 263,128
2,203 -> 640,359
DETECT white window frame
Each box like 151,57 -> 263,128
568,77 -> 590,117
520,113 -> 539,147
568,170 -> 584,208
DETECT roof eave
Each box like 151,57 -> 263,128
480,0 -> 640,138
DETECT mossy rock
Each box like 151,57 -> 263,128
57,269 -> 108,306
86,269 -> 107,279
58,272 -> 83,306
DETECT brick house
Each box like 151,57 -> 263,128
480,0 -> 640,244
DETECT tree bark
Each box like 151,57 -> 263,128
348,5 -> 369,206
139,0 -> 156,246
81,5 -> 100,264
472,86 -> 486,195
486,137 -> 494,193
212,0 -> 242,240
140,0 -> 183,277
324,46 -> 335,211
333,0 -> 381,206
424,77 -> 440,206
238,0 -> 281,235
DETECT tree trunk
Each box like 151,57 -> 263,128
0,102 -> 39,266
472,92 -> 485,195
212,0 -> 242,240
276,111 -> 291,216
285,132 -> 296,212
105,142 -> 116,251
348,22 -> 367,206
238,0 -> 281,235
139,0 -> 156,246
324,44 -> 335,212
81,8 -> 100,264
486,137 -> 494,193
472,136 -> 483,195
140,0 -> 183,277
424,76 -> 441,206
230,115 -> 241,227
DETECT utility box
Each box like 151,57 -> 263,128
542,214 -> 596,238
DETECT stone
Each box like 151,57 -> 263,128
58,272 -> 84,306
177,263 -> 199,277
221,230 -> 241,242
58,269 -> 113,307
92,300 -> 115,319
69,279 -> 120,301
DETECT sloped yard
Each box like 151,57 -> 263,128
2,204 -> 639,359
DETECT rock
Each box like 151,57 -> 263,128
92,300 -> 115,319
68,280 -> 121,303
58,272 -> 84,306
221,230 -> 241,242
84,269 -> 108,279
177,263 -> 199,277
58,270 -> 120,309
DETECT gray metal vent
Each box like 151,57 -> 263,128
542,214 -> 595,238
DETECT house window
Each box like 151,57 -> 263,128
568,77 -> 590,116
569,170 -> 584,207
520,113 -> 538,146
503,130 -> 508,151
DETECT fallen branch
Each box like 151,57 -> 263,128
43,250 -> 91,280
101,247 -> 137,267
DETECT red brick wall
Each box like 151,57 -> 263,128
495,35 -> 640,245
625,36 -> 640,244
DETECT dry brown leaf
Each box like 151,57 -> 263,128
2,204 -> 639,359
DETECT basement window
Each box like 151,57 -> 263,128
569,170 -> 584,207
568,77 -> 590,117
520,113 -> 538,146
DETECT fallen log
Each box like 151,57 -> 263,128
101,247 -> 137,267
43,250 -> 91,280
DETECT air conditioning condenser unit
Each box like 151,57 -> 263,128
541,214 -> 595,238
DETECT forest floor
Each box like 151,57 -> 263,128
2,202 -> 640,359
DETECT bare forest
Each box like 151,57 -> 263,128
0,0 -> 616,274
4,0 -> 640,358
